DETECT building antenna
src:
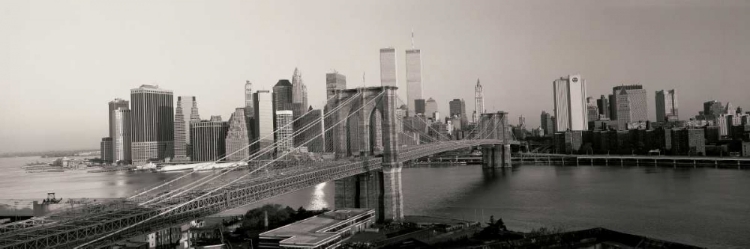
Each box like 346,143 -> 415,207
411,29 -> 415,49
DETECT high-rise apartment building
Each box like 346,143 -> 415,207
130,85 -> 174,164
425,98 -> 438,119
540,111 -> 555,136
174,96 -> 200,161
326,71 -> 346,100
273,80 -> 294,112
275,110 -> 294,155
225,108 -> 250,161
245,81 -> 254,118
611,85 -> 647,122
406,48 -> 423,116
553,75 -> 588,131
111,107 -> 131,164
190,117 -> 229,162
380,48 -> 397,87
253,90 -> 274,159
655,89 -> 678,122
596,95 -> 610,119
474,79 -> 484,123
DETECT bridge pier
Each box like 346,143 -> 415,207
482,144 -> 511,168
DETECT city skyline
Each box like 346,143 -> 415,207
2,0 -> 750,152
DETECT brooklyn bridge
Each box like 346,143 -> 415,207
0,86 -> 514,249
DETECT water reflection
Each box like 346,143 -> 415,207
309,182 -> 328,210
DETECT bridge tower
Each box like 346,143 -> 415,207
327,86 -> 404,222
479,112 -> 512,168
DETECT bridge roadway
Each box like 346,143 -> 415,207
0,139 -> 502,249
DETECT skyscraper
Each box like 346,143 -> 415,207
291,68 -> 309,120
190,117 -> 229,162
111,107 -> 131,164
130,85 -> 174,164
275,110 -> 294,155
474,79 -> 484,123
380,48 -> 397,87
225,108 -> 250,161
518,115 -> 526,130
273,80 -> 294,112
108,99 -> 129,140
596,95 -> 610,119
449,98 -> 467,127
425,98 -> 438,119
655,89 -> 678,122
611,85 -> 647,122
245,81 -> 254,118
540,111 -> 555,136
253,90 -> 274,159
703,100 -> 724,120
296,109 -> 325,153
326,71 -> 346,100
586,97 -> 599,122
613,85 -> 648,129
100,138 -> 112,163
414,99 -> 426,116
174,96 -> 200,161
616,89 -> 631,130
553,75 -> 587,131
406,45 -> 423,116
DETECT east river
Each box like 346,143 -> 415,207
1,157 -> 749,248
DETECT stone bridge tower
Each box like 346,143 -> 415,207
325,86 -> 404,222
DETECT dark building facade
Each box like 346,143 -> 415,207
671,129 -> 706,156
414,99 -> 426,116
273,79 -> 294,112
130,85 -> 174,164
597,95 -> 610,119
326,72 -> 347,100
190,118 -> 229,162
541,111 -> 555,137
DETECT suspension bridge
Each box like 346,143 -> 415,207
0,86 -> 513,249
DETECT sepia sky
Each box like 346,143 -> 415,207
1,0 -> 749,153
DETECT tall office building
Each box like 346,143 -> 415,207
380,48 -> 397,87
611,85 -> 646,121
275,110 -> 294,155
406,46 -> 423,116
296,109 -> 325,153
174,96 -> 200,160
613,85 -> 648,129
100,138 -> 112,163
655,89 -> 678,122
190,117 -> 229,162
291,68 -> 309,120
425,98 -> 438,119
130,85 -> 174,164
616,89 -> 631,130
553,75 -> 588,131
596,95 -> 610,119
414,99 -> 426,116
703,100 -> 724,120
108,99 -> 129,140
540,111 -> 555,136
253,90 -> 274,159
273,80 -> 294,112
245,81 -> 254,118
586,97 -> 599,122
326,71 -> 346,100
225,108 -> 250,161
474,79 -> 484,123
518,115 -> 526,130
608,94 -> 616,120
111,107 -> 132,164
448,99 -> 467,127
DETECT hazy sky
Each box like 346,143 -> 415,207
1,0 -> 749,153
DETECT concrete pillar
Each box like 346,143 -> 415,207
379,86 -> 403,222
481,145 -> 494,168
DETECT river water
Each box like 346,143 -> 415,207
1,157 -> 748,248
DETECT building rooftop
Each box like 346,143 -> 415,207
260,208 -> 373,246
